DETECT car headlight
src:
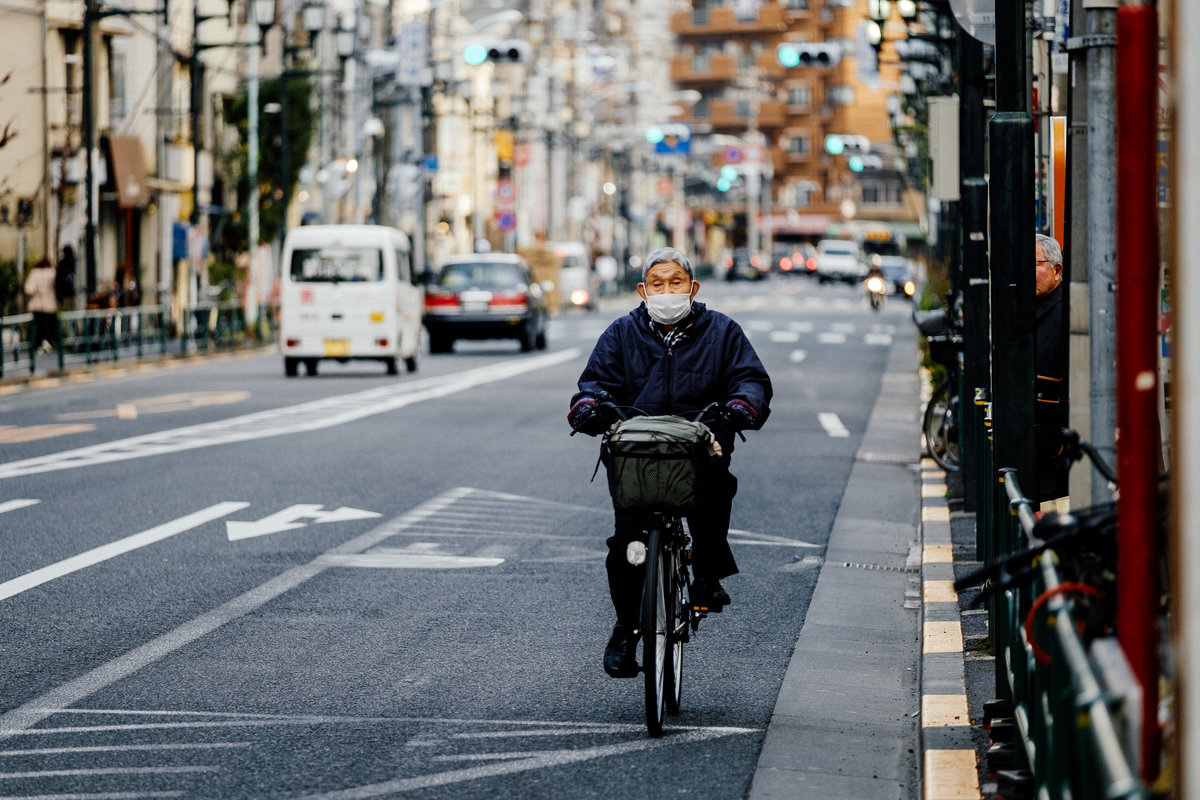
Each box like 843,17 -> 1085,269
866,276 -> 885,292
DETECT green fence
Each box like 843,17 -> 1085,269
978,464 -> 1144,798
0,302 -> 273,379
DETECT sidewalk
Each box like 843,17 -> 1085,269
748,329 -> 985,799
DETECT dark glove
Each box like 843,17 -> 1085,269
569,397 -> 612,436
724,399 -> 758,431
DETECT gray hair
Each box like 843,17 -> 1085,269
1036,233 -> 1063,266
642,247 -> 693,281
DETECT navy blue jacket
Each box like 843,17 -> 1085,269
572,301 -> 772,441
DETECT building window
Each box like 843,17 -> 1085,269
828,85 -> 856,106
785,0 -> 811,9
109,47 -> 128,122
787,85 -> 812,110
787,135 -> 811,156
734,0 -> 761,22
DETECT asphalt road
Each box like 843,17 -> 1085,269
0,275 -> 916,799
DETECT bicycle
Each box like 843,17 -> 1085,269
588,402 -> 726,737
915,304 -> 962,471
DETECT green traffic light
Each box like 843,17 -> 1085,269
848,155 -> 865,172
776,44 -> 800,68
716,177 -> 731,192
645,126 -> 665,144
824,134 -> 845,155
720,165 -> 738,181
463,43 -> 488,65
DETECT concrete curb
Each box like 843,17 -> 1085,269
918,460 -> 984,800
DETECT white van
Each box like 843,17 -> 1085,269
279,224 -> 423,377
548,241 -> 598,311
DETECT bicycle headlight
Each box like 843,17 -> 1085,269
866,276 -> 885,293
626,541 -> 647,566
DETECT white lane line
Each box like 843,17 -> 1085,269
0,489 -> 470,737
0,765 -> 219,779
0,502 -> 250,602
864,332 -> 894,346
789,350 -> 807,363
0,742 -> 251,756
0,350 -> 582,481
768,330 -> 800,343
818,412 -> 850,438
0,499 -> 39,515
817,332 -> 846,344
294,727 -> 755,800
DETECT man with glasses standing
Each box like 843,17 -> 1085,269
1035,233 -> 1068,506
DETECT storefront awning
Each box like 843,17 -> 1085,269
107,136 -> 150,209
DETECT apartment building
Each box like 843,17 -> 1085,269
669,0 -> 920,253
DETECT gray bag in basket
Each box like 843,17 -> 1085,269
602,415 -> 718,512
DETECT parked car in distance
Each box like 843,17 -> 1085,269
775,242 -> 818,276
723,248 -> 768,281
815,238 -> 866,284
548,241 -> 598,311
423,254 -> 549,353
872,254 -> 917,298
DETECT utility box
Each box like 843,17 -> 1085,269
929,97 -> 961,202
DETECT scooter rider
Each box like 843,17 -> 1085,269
568,246 -> 773,678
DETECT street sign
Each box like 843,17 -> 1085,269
495,211 -> 516,232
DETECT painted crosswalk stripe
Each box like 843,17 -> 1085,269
818,412 -> 850,438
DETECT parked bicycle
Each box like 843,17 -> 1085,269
915,303 -> 963,471
587,401 -> 729,736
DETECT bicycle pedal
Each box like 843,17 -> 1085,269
691,602 -> 722,614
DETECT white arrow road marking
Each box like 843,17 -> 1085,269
0,502 -> 250,602
316,549 -> 505,570
0,499 -> 39,515
226,505 -> 381,541
818,412 -> 850,438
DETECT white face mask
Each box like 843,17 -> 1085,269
644,291 -> 693,325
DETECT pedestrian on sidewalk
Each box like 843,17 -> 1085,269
1034,233 -> 1068,507
24,257 -> 58,354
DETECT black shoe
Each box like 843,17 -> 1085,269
603,624 -> 639,678
691,578 -> 730,610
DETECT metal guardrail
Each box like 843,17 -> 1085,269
0,302 -> 273,380
990,469 -> 1144,799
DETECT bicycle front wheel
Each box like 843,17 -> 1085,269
924,379 -> 960,472
642,526 -> 668,737
665,546 -> 685,716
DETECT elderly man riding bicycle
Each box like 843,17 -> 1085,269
568,246 -> 773,678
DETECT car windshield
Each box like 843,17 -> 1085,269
880,263 -> 908,278
290,247 -> 383,282
438,262 -> 525,290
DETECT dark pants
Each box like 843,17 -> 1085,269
605,458 -> 738,627
32,312 -> 57,348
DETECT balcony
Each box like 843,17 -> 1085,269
670,52 -> 740,85
670,4 -> 788,37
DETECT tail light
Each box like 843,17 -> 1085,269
424,291 -> 459,310
489,291 -> 528,308
749,253 -> 761,268
779,257 -> 793,271
806,256 -> 818,271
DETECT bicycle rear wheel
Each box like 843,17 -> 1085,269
642,526 -> 668,737
924,379 -> 960,471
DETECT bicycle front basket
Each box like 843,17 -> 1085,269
602,415 -> 716,513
